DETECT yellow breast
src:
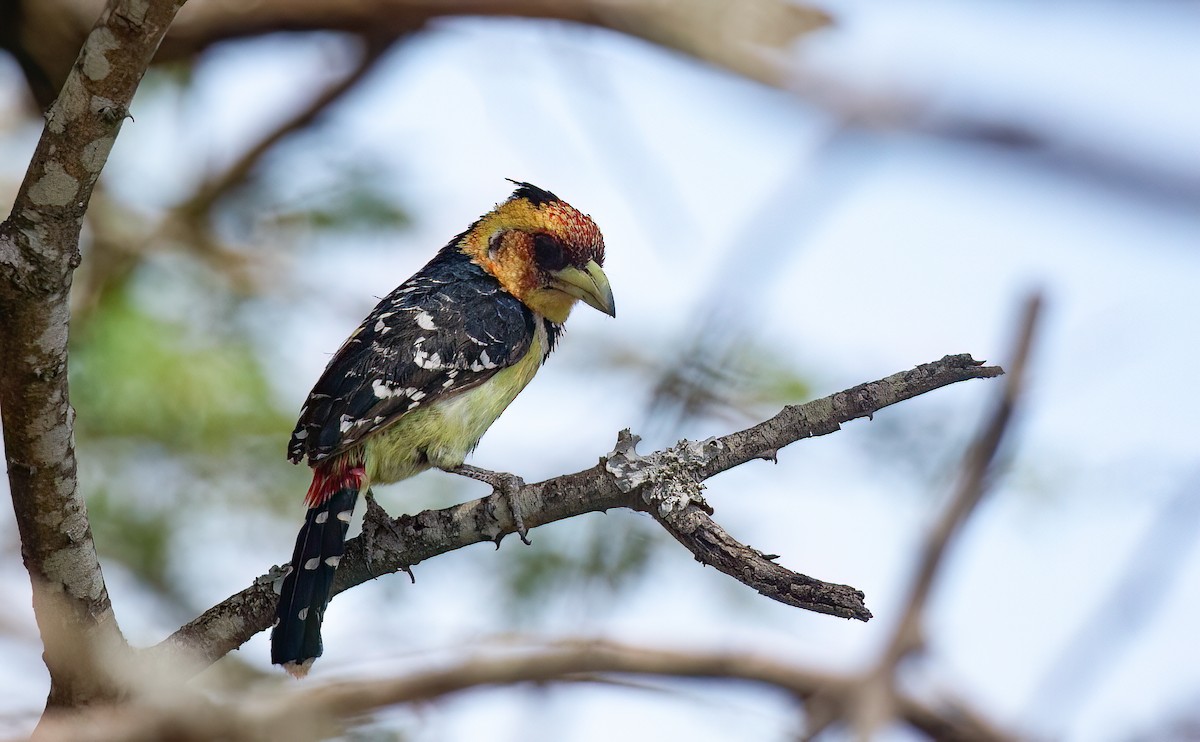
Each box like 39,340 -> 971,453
363,322 -> 548,486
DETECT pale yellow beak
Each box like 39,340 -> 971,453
550,260 -> 616,317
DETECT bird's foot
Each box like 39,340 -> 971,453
362,491 -> 414,582
448,464 -> 531,545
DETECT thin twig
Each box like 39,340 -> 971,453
181,36 -> 392,220
831,295 -> 1042,742
881,296 -> 1041,672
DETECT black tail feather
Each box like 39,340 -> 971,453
271,486 -> 358,674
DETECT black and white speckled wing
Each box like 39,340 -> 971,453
288,251 -> 537,465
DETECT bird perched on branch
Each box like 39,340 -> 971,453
271,182 -> 615,677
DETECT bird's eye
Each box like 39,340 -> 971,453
533,234 -> 568,271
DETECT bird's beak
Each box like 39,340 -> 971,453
551,260 -> 616,317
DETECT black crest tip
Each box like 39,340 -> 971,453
505,179 -> 560,207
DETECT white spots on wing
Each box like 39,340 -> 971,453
339,414 -> 355,433
298,607 -> 309,621
374,312 -> 394,333
442,378 -> 456,388
293,429 -> 308,440
413,349 -> 444,370
304,557 -> 320,570
415,311 -> 437,331
467,350 -> 499,372
314,511 -> 329,524
373,379 -> 430,403
325,556 -> 341,567
337,510 -> 353,523
370,341 -> 398,360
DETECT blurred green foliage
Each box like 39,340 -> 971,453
71,285 -> 291,448
271,171 -> 410,233
68,276 -> 300,587
86,487 -> 174,591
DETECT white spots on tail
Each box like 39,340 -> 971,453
298,607 -> 309,621
325,556 -> 341,567
304,557 -> 320,570
415,311 -> 437,331
337,510 -> 353,523
314,511 -> 328,524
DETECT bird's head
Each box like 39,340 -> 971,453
461,181 -> 615,324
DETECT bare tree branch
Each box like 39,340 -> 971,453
179,35 -> 392,221
9,1 -> 1194,211
0,0 -> 187,710
880,297 -> 1040,675
162,0 -> 832,87
71,35 -> 394,315
806,296 -> 1041,741
607,429 -> 870,620
145,353 -> 1001,675
5,0 -> 831,109
36,639 -> 1015,742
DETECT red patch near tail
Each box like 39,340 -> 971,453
304,459 -> 365,508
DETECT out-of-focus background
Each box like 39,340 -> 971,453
2,1 -> 1199,739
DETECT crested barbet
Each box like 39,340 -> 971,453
271,182 -> 615,677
